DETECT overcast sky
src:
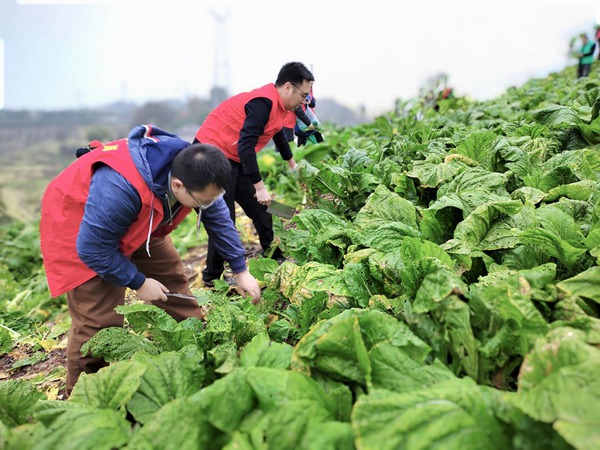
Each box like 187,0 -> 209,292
0,0 -> 598,115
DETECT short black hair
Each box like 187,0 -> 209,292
171,143 -> 230,191
275,62 -> 314,87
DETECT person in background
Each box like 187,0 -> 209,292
40,125 -> 261,394
294,89 -> 324,146
433,86 -> 454,112
595,26 -> 600,60
577,33 -> 596,78
282,103 -> 315,144
193,62 -> 314,286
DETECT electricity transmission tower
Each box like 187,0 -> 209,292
210,8 -> 231,106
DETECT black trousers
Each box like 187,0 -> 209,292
578,63 -> 592,78
202,159 -> 281,282
297,130 -> 324,147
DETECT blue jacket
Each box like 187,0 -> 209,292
76,125 -> 247,289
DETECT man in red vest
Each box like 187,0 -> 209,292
40,125 -> 261,394
194,62 -> 314,286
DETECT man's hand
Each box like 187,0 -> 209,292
253,180 -> 272,206
288,158 -> 298,171
136,278 -> 169,302
235,270 -> 261,304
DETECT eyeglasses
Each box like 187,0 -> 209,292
185,187 -> 225,211
290,82 -> 309,100
185,187 -> 226,233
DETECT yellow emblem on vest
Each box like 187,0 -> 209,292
102,144 -> 118,152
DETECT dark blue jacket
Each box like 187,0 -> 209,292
76,125 -> 246,289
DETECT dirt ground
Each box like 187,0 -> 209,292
0,212 -> 263,399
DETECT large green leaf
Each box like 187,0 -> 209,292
575,149 -> 600,181
33,408 -> 131,450
418,204 -> 464,244
239,333 -> 293,370
341,261 -> 379,308
292,311 -> 369,383
454,130 -> 498,170
454,200 -> 523,247
0,421 -> 45,450
439,296 -> 480,379
354,185 -> 418,233
397,236 -> 457,295
437,166 -> 508,197
411,259 -> 468,312
127,396 -> 225,450
500,144 -> 544,184
408,158 -> 465,189
537,165 -> 579,192
126,349 -> 205,424
533,105 -> 582,127
365,249 -> 405,296
545,180 -> 598,202
81,326 -> 159,362
248,257 -> 280,283
577,114 -> 600,145
341,147 -> 375,172
194,369 -> 255,433
0,327 -> 12,356
469,270 -> 549,384
518,206 -> 588,272
192,366 -> 351,448
115,304 -> 197,351
514,327 -> 600,450
202,296 -> 267,350
359,222 -> 422,252
583,222 -> 600,255
352,378 -> 512,450
69,360 -> 146,412
368,342 -> 455,393
282,209 -> 352,265
292,309 -> 432,387
223,397 -> 354,450
429,191 -> 509,219
0,380 -> 45,427
261,400 -> 353,450
557,266 -> 600,304
275,261 -> 349,306
247,367 -> 340,417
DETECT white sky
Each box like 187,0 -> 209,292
1,0 -> 599,115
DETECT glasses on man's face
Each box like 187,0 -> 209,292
290,82 -> 309,100
185,187 -> 224,211
185,187 -> 226,233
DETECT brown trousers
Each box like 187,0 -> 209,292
65,235 -> 203,393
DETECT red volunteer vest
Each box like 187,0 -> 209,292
195,83 -> 296,161
40,139 -> 191,297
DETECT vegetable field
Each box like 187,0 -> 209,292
2,65 -> 600,449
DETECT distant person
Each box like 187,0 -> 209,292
193,62 -> 314,286
294,89 -> 324,146
282,102 -> 318,144
433,87 -> 455,112
596,26 -> 600,60
40,125 -> 261,394
577,33 -> 596,78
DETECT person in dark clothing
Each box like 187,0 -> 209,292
40,125 -> 261,394
577,33 -> 596,78
282,103 -> 316,144
193,62 -> 314,285
433,87 -> 454,112
596,26 -> 600,61
294,90 -> 324,146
